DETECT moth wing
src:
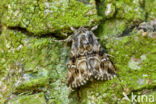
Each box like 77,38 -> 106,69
67,58 -> 91,88
89,52 -> 116,81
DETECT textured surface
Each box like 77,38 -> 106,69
1,0 -> 100,36
7,93 -> 46,104
0,0 -> 156,104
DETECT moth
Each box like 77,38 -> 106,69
60,26 -> 116,89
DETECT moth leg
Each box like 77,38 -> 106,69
105,53 -> 115,58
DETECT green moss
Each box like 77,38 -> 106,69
0,28 -> 73,103
107,30 -> 156,91
8,93 -> 46,104
1,0 -> 100,36
96,19 -> 127,37
15,70 -> 49,92
96,0 -> 145,37
145,0 -> 156,21
79,79 -> 123,104
96,0 -> 116,19
97,0 -> 145,21
115,0 -> 145,22
47,80 -> 72,104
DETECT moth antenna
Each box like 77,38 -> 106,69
70,27 -> 77,33
91,25 -> 98,31
106,53 -> 115,58
53,35 -> 72,43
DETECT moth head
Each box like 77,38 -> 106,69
71,26 -> 97,51
77,27 -> 94,52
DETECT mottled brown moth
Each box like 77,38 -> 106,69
59,26 -> 116,89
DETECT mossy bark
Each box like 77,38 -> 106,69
0,0 -> 155,104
